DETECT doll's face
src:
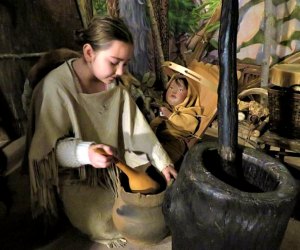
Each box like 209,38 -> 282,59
166,78 -> 188,107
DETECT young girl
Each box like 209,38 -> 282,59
26,16 -> 177,247
150,74 -> 202,165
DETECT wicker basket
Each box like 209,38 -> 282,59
268,85 -> 300,138
237,63 -> 261,93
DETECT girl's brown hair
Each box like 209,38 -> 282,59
74,16 -> 133,50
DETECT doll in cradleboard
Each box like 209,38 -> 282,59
150,74 -> 202,167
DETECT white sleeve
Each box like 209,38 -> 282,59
56,138 -> 94,167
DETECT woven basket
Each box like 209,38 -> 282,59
268,85 -> 300,138
237,63 -> 261,93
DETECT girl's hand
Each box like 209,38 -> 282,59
88,144 -> 116,168
162,165 -> 178,183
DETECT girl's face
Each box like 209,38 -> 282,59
166,79 -> 188,107
88,40 -> 133,85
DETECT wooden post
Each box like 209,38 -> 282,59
260,0 -> 274,106
75,0 -> 93,29
185,4 -> 221,65
107,0 -> 120,17
217,0 -> 239,176
146,0 -> 168,88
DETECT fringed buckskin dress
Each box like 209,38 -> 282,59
26,59 -> 172,247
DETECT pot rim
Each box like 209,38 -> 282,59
117,184 -> 167,207
180,141 -> 298,204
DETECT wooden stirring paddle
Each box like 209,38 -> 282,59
94,148 -> 160,194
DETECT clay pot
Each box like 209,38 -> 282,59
163,141 -> 298,250
112,167 -> 169,246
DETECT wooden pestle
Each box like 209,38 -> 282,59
94,148 -> 160,194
